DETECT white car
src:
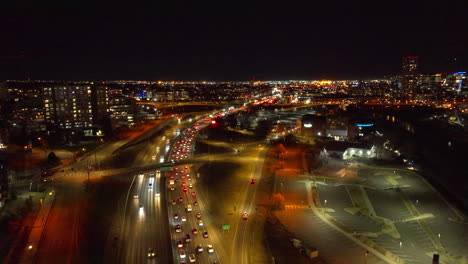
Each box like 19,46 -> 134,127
207,244 -> 214,253
196,244 -> 203,252
181,216 -> 187,222
198,220 -> 204,226
179,249 -> 186,258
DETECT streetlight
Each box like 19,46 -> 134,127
399,241 -> 402,249
364,250 -> 368,264
324,199 -> 327,206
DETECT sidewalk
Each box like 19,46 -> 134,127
17,190 -> 56,264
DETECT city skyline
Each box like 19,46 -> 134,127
1,4 -> 468,264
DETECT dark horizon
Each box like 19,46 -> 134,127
1,2 -> 467,81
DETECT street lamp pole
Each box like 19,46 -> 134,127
86,158 -> 90,187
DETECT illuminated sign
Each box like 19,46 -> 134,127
356,124 -> 374,127
303,123 -> 313,128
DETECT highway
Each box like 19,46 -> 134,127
166,118 -> 222,264
119,171 -> 171,264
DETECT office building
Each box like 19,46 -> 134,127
401,56 -> 418,99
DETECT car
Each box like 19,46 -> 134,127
196,244 -> 203,252
191,191 -> 196,196
181,216 -> 187,222
149,172 -> 155,177
181,174 -> 186,179
185,234 -> 191,243
189,184 -> 193,189
172,200 -> 177,205
133,194 -> 139,199
203,231 -> 208,238
196,213 -> 202,219
207,244 -> 214,253
242,212 -> 249,219
175,224 -> 182,232
192,228 -> 198,234
174,214 -> 179,219
139,204 -> 144,209
189,254 -> 196,263
177,240 -> 184,248
178,197 -> 184,202
182,181 -> 186,187
183,187 -> 188,192
187,177 -> 192,181
193,201 -> 198,206
170,186 -> 175,191
148,248 -> 155,258
198,220 -> 204,226
179,249 -> 186,258
250,178 -> 256,184
148,183 -> 153,188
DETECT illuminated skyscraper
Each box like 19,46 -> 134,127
43,84 -> 109,137
401,56 -> 418,99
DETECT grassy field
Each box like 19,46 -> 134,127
197,160 -> 250,222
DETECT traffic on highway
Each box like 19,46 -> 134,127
166,117 -> 221,264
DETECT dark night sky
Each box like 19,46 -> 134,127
1,1 -> 467,80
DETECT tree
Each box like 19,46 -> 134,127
272,193 -> 285,210
254,119 -> 272,139
46,152 -> 60,167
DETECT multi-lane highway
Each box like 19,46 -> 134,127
166,118 -> 222,264
119,171 -> 170,264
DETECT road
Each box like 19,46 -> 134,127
230,146 -> 267,264
30,118 -> 179,264
166,117 -> 222,264
119,172 -> 170,264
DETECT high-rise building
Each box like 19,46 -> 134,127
401,56 -> 418,99
43,84 -> 109,138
